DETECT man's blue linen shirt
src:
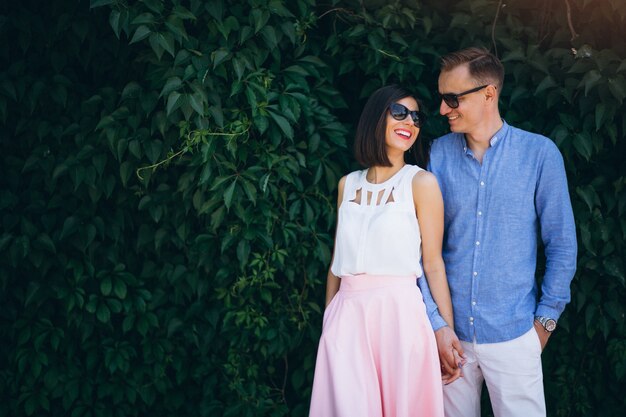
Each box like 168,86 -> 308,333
417,121 -> 577,343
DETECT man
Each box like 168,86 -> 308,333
417,47 -> 577,417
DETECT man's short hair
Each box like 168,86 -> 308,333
441,47 -> 504,91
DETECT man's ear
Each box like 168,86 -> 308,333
485,84 -> 498,105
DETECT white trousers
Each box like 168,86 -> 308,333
443,328 -> 546,417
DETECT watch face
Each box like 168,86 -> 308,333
545,319 -> 557,332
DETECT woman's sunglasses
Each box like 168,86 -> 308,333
388,103 -> 426,128
439,85 -> 490,109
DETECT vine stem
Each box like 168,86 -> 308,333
318,8 -> 345,19
135,128 -> 249,180
136,148 -> 185,180
491,0 -> 504,58
564,0 -> 579,41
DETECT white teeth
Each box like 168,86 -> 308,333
395,130 -> 411,138
448,116 -> 459,120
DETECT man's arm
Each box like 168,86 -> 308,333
417,277 -> 465,383
534,142 -> 578,346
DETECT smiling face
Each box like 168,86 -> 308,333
438,64 -> 489,135
385,96 -> 420,155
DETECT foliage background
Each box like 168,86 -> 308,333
1,0 -> 625,416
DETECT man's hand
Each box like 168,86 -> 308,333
434,326 -> 466,385
533,320 -> 551,351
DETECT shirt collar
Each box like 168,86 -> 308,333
489,120 -> 509,147
461,120 -> 509,154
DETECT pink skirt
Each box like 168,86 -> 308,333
309,275 -> 443,417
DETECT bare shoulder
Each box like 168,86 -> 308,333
411,169 -> 440,191
338,175 -> 348,193
337,175 -> 348,205
411,170 -> 443,208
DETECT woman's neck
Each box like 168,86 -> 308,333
367,162 -> 405,184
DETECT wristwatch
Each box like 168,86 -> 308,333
535,316 -> 557,332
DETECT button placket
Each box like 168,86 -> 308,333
469,159 -> 489,337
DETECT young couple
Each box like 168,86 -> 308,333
309,47 -> 577,417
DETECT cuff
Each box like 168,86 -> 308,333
534,304 -> 562,321
429,313 -> 448,332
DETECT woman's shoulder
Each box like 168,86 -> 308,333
409,167 -> 439,190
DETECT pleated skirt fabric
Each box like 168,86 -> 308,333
309,275 -> 443,417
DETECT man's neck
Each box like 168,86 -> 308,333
464,116 -> 504,163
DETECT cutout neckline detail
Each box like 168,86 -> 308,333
363,164 -> 409,188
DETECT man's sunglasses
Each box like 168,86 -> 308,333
439,85 -> 490,109
388,103 -> 426,128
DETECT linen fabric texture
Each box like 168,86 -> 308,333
419,121 -> 577,343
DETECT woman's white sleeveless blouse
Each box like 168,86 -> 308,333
330,164 -> 424,278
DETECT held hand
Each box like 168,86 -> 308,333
441,348 -> 465,385
533,320 -> 551,351
434,326 -> 466,384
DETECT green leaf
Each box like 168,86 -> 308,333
223,179 -> 237,209
148,32 -> 164,60
189,93 -> 204,115
96,303 -> 111,323
130,25 -> 151,44
535,76 -> 556,95
573,132 -> 593,160
608,76 -> 626,103
109,10 -> 122,38
160,76 -> 182,98
132,13 -> 156,25
267,109 -> 293,139
268,0 -> 294,17
251,9 -> 270,33
236,240 -> 250,266
576,186 -> 600,212
113,279 -> 127,299
595,102 -> 606,131
581,70 -> 602,96
212,49 -> 230,68
90,0 -> 115,8
100,277 -> 112,296
166,91 -> 183,116
120,161 -> 133,187
260,26 -> 278,50
206,0 -> 224,20
144,140 -> 162,163
35,233 -> 56,253
165,15 -> 188,40
158,32 -> 176,57
60,216 -> 78,240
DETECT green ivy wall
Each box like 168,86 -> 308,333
0,0 -> 624,416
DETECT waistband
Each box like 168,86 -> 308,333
339,274 -> 418,292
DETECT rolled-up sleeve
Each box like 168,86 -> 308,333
417,277 -> 449,331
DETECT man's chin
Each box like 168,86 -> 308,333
448,123 -> 461,132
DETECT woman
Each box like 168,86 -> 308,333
309,85 -> 455,417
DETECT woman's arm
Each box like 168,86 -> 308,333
325,175 -> 347,307
412,171 -> 454,329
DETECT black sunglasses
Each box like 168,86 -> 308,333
388,103 -> 426,128
439,85 -> 490,109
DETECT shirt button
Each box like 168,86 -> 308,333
472,301 -> 476,306
480,181 -> 485,186
478,211 -> 482,216
473,271 -> 478,276
475,241 -> 480,246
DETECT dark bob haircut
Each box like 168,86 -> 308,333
354,85 -> 430,168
